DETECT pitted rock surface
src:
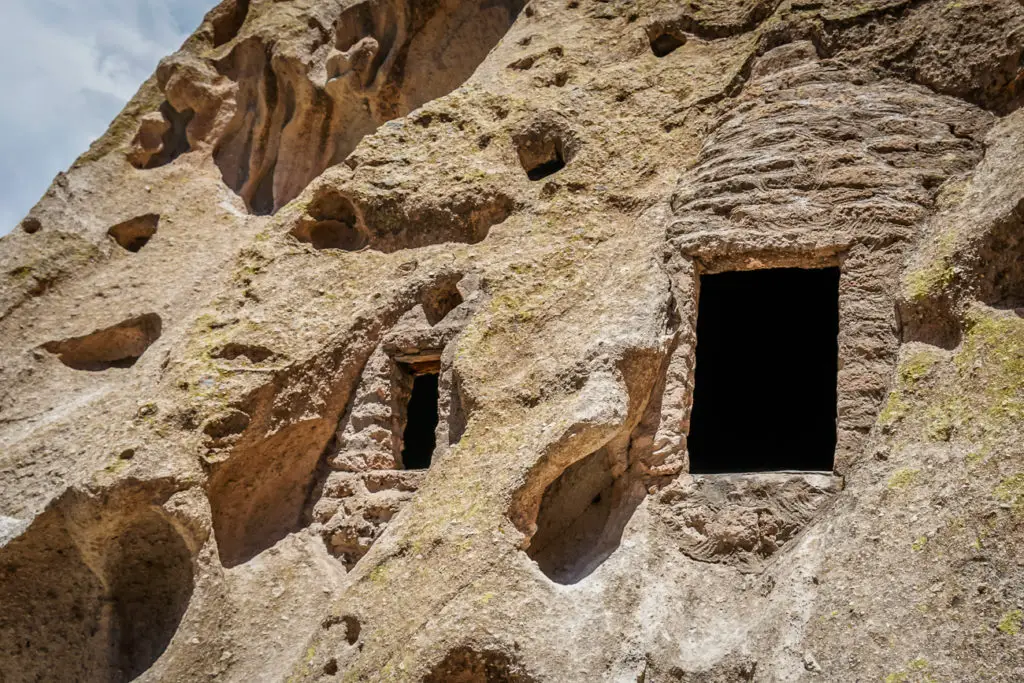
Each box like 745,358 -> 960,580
1,0 -> 1023,681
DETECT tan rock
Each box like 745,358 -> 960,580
1,0 -> 1023,680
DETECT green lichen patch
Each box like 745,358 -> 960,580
903,228 -> 959,303
994,474 -> 1024,517
997,609 -> 1022,635
899,349 -> 943,385
888,468 -> 920,490
884,656 -> 936,683
879,347 -> 945,428
881,308 -> 1023,448
954,310 -> 1024,426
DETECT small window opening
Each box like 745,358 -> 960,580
513,124 -> 575,182
108,214 -> 159,252
526,151 -> 566,181
688,267 -> 839,473
649,32 -> 685,57
401,373 -> 439,469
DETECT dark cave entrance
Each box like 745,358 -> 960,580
401,373 -> 439,470
688,267 -> 840,473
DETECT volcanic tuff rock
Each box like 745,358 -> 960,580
1,0 -> 1023,681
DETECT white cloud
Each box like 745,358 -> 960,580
0,0 -> 215,235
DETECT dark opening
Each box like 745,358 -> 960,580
526,152 -> 566,181
306,220 -> 367,251
147,102 -> 193,170
212,0 -> 250,47
688,267 -> 839,473
401,373 -> 439,469
108,214 -> 159,252
514,124 -> 574,182
111,513 -> 195,680
650,32 -> 685,57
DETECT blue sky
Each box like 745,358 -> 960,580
0,0 -> 216,235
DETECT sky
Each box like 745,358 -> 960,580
0,0 -> 216,235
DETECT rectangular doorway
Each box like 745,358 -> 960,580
688,267 -> 840,473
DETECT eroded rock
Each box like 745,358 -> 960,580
2,0 -> 1024,680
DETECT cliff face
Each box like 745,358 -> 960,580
0,0 -> 1022,681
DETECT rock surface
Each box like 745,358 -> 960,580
0,0 -> 1022,681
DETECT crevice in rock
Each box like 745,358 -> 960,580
108,214 -> 159,252
212,38 -> 280,215
211,342 -> 277,364
203,0 -> 525,214
43,313 -> 163,371
422,647 -> 536,683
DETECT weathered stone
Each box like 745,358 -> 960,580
1,0 -> 1023,680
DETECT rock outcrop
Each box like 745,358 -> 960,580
1,0 -> 1022,681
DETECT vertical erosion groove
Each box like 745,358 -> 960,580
212,0 -> 526,213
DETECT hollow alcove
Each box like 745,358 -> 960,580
108,214 -> 159,252
401,373 -> 440,470
108,512 -> 195,680
130,102 -> 193,170
211,0 -> 250,47
43,313 -> 163,371
423,647 -> 536,683
0,502 -> 195,682
648,28 -> 686,57
422,278 -> 465,326
291,190 -> 369,251
514,125 -> 573,181
525,445 -> 642,584
304,220 -> 368,251
688,267 -> 839,473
